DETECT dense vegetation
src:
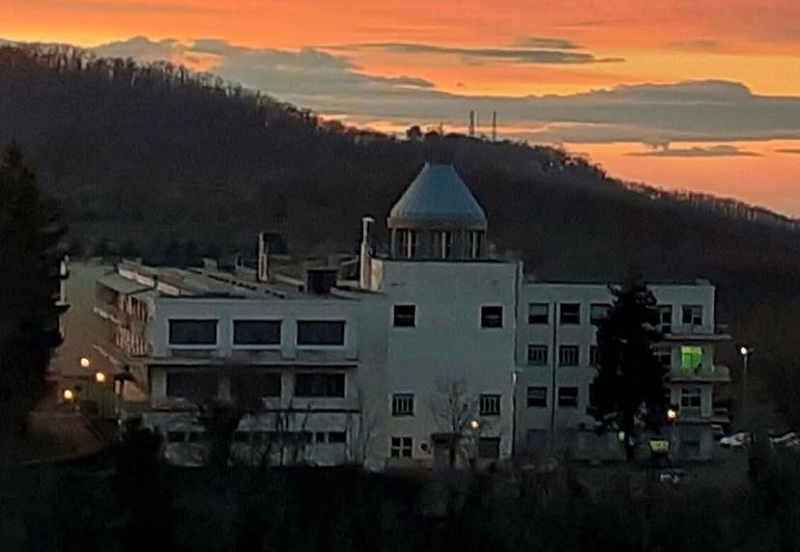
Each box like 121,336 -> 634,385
2,42 -> 800,423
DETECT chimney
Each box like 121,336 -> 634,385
257,232 -> 269,283
306,267 -> 338,295
359,216 -> 374,289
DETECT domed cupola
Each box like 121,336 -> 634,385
388,163 -> 488,260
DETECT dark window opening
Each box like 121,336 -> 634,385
295,373 -> 345,397
481,306 -> 503,328
297,320 -> 345,346
393,305 -> 416,328
233,320 -> 281,345
169,319 -> 217,345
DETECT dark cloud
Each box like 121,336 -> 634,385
628,145 -> 760,157
335,42 -> 623,65
511,36 -> 581,50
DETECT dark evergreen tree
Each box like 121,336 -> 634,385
0,141 -> 67,461
588,275 -> 666,462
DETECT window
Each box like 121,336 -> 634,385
469,231 -> 483,258
168,319 -> 217,345
393,305 -> 416,328
558,387 -> 579,408
440,231 -> 453,259
658,305 -> 673,333
233,320 -> 281,346
590,303 -> 611,325
527,344 -> 548,366
400,229 -> 418,259
328,431 -> 347,444
477,437 -> 500,459
559,303 -> 580,325
680,346 -> 703,373
392,393 -> 414,416
526,386 -> 547,408
528,303 -> 549,324
231,371 -> 281,403
166,372 -> 218,402
682,305 -> 703,326
654,348 -> 672,369
481,306 -> 503,328
294,373 -> 345,397
680,387 -> 702,411
480,394 -> 501,416
390,436 -> 412,458
296,320 -> 345,346
558,345 -> 579,366
589,345 -> 600,366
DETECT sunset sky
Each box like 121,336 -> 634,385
2,0 -> 800,214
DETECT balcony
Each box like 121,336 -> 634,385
661,324 -> 732,343
93,302 -> 128,327
669,364 -> 731,383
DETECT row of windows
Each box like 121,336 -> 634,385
168,319 -> 346,347
393,305 -> 504,328
527,344 -> 600,366
389,436 -> 500,459
526,386 -> 579,408
527,302 -> 705,327
396,230 -> 483,259
165,372 -> 345,401
391,393 -> 501,417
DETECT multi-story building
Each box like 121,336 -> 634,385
92,162 -> 730,468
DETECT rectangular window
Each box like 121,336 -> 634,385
327,431 -> 347,444
682,305 -> 703,326
166,372 -> 218,402
479,394 -> 501,416
469,231 -> 483,258
526,386 -> 547,408
558,387 -> 579,408
558,345 -> 579,366
654,348 -> 672,368
440,231 -> 453,259
590,303 -> 611,325
527,344 -> 548,366
680,387 -> 702,411
658,305 -> 673,333
559,303 -> 581,325
294,373 -> 345,397
680,346 -> 703,373
168,319 -> 217,345
297,320 -> 345,346
392,393 -> 414,416
233,320 -> 281,346
589,345 -> 600,366
390,436 -> 412,458
527,303 -> 549,324
400,230 -> 418,259
231,371 -> 281,403
477,437 -> 500,459
393,305 -> 416,328
480,306 -> 503,328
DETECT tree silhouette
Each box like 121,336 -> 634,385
0,141 -> 67,461
588,275 -> 666,462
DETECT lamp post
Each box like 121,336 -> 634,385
739,346 -> 753,421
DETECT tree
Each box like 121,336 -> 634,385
0,142 -> 67,461
588,275 -> 666,462
429,379 -> 482,469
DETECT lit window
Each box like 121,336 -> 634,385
481,306 -> 503,328
527,345 -> 548,366
590,304 -> 611,325
479,394 -> 501,416
390,436 -> 412,458
680,346 -> 703,373
682,305 -> 703,326
528,303 -> 549,324
558,345 -> 579,366
526,386 -> 547,408
393,305 -> 416,327
558,387 -> 579,408
559,303 -> 580,325
392,393 -> 414,416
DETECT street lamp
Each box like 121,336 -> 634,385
79,357 -> 91,369
62,389 -> 75,402
739,346 -> 754,420
666,408 -> 678,422
94,371 -> 107,384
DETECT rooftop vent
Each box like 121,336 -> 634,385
305,267 -> 338,295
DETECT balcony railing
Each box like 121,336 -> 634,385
669,364 -> 731,383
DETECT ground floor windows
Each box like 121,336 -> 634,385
479,394 -> 501,416
390,436 -> 413,458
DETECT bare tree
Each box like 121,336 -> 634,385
428,379 -> 483,469
345,386 -> 378,466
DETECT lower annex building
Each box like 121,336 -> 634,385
89,163 -> 731,468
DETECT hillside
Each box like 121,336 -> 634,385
3,42 -> 800,418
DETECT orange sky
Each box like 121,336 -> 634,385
2,0 -> 799,214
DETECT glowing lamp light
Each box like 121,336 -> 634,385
468,420 -> 480,430
79,357 -> 91,369
94,372 -> 107,384
62,389 -> 75,401
739,346 -> 750,356
667,408 -> 678,421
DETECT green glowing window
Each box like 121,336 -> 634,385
680,346 -> 703,372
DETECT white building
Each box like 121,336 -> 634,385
92,162 -> 730,468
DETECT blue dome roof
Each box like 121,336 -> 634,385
388,163 -> 487,228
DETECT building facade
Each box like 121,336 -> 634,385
91,162 -> 730,468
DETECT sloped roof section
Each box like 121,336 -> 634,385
388,163 -> 487,228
